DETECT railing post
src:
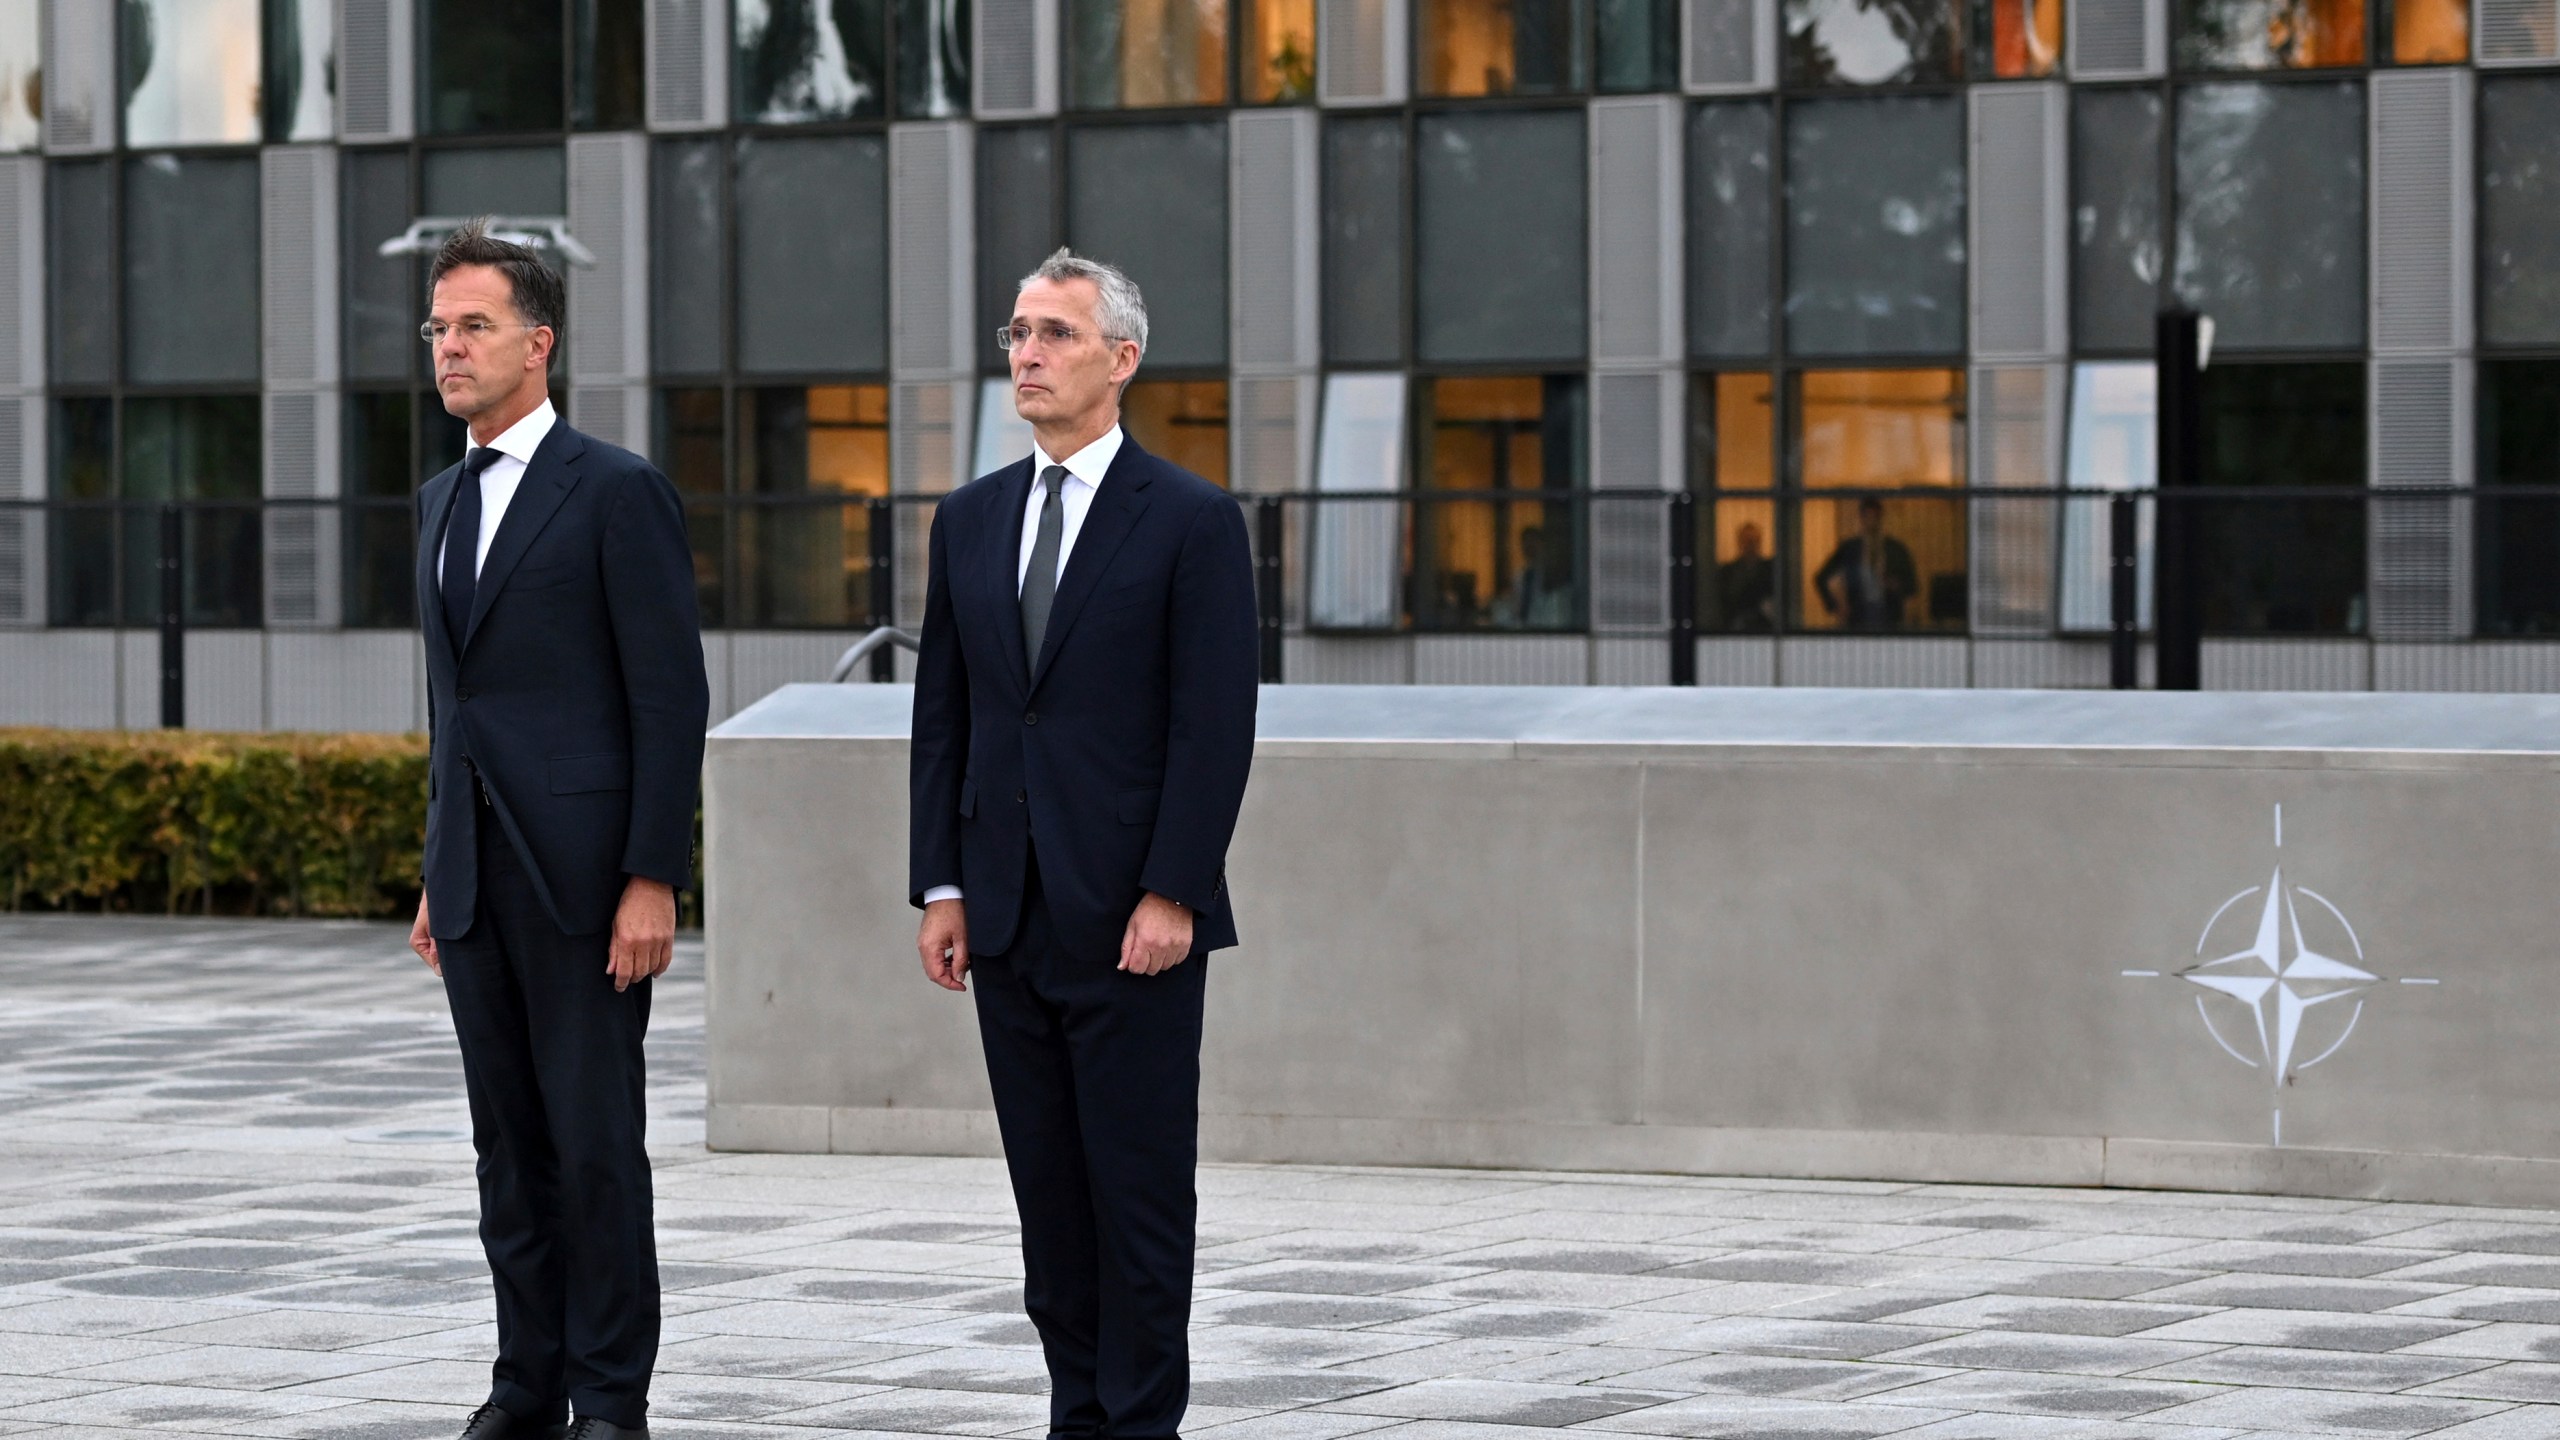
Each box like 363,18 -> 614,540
158,502 -> 184,728
867,496 -> 895,682
2109,491 -> 2139,690
2154,308 -> 2206,691
1255,496 -> 1284,684
1668,491 -> 1698,686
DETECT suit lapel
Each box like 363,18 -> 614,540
1028,440 -> 1155,695
417,466 -> 462,667
984,457 -> 1035,694
462,424 -> 587,649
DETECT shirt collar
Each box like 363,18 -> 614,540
480,399 -> 558,467
1031,424 -> 1123,492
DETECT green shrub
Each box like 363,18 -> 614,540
0,729 -> 430,918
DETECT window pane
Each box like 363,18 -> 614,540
124,396 -> 263,627
1422,0 -> 1588,94
2482,78 -> 2560,349
1968,0 -> 2062,74
421,146 -> 568,216
898,0 -> 974,115
125,155 -> 261,387
2172,81 -> 2362,351
1067,122 -> 1227,368
738,384 -> 890,627
1784,0 -> 1961,84
735,135 -> 889,374
574,0 -> 647,129
738,0 -> 888,121
1794,368 -> 1963,632
419,387 -> 470,476
1123,380 -> 1228,484
48,398 -> 116,627
50,160 -> 114,387
1072,0 -> 1229,107
1784,96 -> 1965,358
2058,360 -> 2155,631
2479,359 -> 2560,635
1598,0 -> 1678,90
657,387 -> 729,627
0,0 -> 37,151
1415,375 -> 1584,631
263,0 -> 335,141
978,127 -> 1059,372
1686,100 -> 1772,360
423,0 -> 566,133
1309,372 -> 1403,629
1322,117 -> 1405,366
1689,372 -> 1777,632
652,139 -> 726,376
2395,0 -> 2466,58
123,0 -> 261,147
2196,360 -> 2363,634
974,374 -> 1036,474
1416,110 -> 1585,365
343,392 -> 417,629
2071,87 -> 2161,354
343,152 -> 416,384
2178,0 -> 2363,67
1239,0 -> 1316,100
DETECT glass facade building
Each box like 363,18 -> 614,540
0,0 -> 2556,725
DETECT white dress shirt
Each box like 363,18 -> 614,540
925,425 -> 1125,908
456,400 -> 558,575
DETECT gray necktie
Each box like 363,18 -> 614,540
1021,465 -> 1068,671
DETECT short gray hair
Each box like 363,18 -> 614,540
1019,247 -> 1148,362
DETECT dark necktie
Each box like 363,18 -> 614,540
1020,465 -> 1068,671
441,447 -> 502,644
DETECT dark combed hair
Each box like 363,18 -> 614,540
426,218 -> 566,338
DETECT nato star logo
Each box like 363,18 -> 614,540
2124,805 -> 2436,1146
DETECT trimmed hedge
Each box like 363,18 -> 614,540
0,729 -> 430,918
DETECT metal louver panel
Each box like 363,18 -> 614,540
1319,0 -> 1408,105
0,395 -> 41,628
1590,98 -> 1681,366
976,0 -> 1060,118
41,0 -> 116,153
893,378 -> 975,492
649,0 -> 731,129
2371,69 -> 2471,354
262,147 -> 341,388
1969,363 -> 2062,635
1683,0 -> 1773,92
568,134 -> 651,387
1231,374 -> 1315,493
2068,0 -> 2163,77
572,384 -> 650,455
337,0 -> 416,142
0,158 -> 40,391
1589,369 -> 1678,631
892,122 -> 976,379
1230,110 -> 1318,374
1969,84 -> 2066,362
2369,358 -> 2471,641
2478,0 -> 2560,61
264,390 -> 343,629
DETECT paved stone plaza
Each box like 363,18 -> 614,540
9,919 -> 2560,1438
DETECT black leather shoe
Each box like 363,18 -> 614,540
459,1405 -> 566,1439
563,1420 -> 648,1440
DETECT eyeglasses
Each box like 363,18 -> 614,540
996,322 -> 1129,352
421,319 -> 540,346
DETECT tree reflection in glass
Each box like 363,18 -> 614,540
123,0 -> 263,146
1783,0 -> 1960,85
1072,0 -> 1230,107
2177,0 -> 2363,68
737,0 -> 888,121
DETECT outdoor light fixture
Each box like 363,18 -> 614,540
376,216 -> 597,267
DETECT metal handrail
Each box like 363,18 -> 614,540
831,626 -> 920,682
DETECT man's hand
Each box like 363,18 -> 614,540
610,877 -> 677,993
920,898 -> 970,992
1120,893 -> 1192,976
410,895 -> 439,976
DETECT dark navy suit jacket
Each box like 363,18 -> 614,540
909,435 -> 1260,964
416,420 -> 709,940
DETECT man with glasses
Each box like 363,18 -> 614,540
406,220 -> 707,1440
910,249 -> 1259,1440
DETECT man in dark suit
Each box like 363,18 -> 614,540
405,220 -> 707,1440
910,248 -> 1259,1440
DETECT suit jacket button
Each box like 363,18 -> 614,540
1015,789 -> 1026,804
1024,710 -> 1038,725
456,688 -> 474,701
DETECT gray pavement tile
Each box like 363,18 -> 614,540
1189,1294 -> 1460,1331
2376,1222 -> 2560,1256
1876,1295 -> 2219,1338
824,1344 -> 1056,1394
0,1298 -> 231,1337
2380,1256 -> 2560,1290
250,1399 -> 484,1440
2409,1361 -> 2560,1404
1468,1346 -> 1701,1386
1597,1353 -> 1953,1402
659,1334 -> 933,1379
2393,1322 -> 2560,1363
0,1376 -> 116,1410
2127,1308 -> 2479,1352
646,1370 -> 893,1420
1311,1338 -> 1572,1381
758,1382 -> 1057,1432
1210,1262 -> 1496,1297
1362,1271 -> 1715,1312
2009,1235 -> 2233,1266
1316,1377 -> 1683,1426
1762,1290 -> 1985,1324
0,1333 -> 184,1376
1888,1417 -> 2252,1439
1865,1331 -> 2225,1378
2134,1385 -> 2506,1435
1845,1369 -> 2216,1421
1372,1303 -> 1696,1345
43,1266 -> 287,1301
61,1340 -> 412,1390
1184,1324 -> 1445,1371
1187,1410 -> 1406,1440
1417,1242 -> 1723,1276
2125,1275 -> 2458,1313
1198,1231 -> 1491,1268
1189,1368 -> 1407,1409
1570,1393 -> 1961,1437
2408,1406 -> 2560,1437
0,1380 -> 353,1429
2384,1287 -> 2560,1324
2129,1345 -> 2491,1392
1641,1318 -> 1965,1360
1622,1282 -> 1844,1317
2137,1242 -> 2451,1281
1658,1252 -> 1953,1289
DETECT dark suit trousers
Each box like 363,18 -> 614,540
438,817 -> 659,1430
973,851 -> 1207,1440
